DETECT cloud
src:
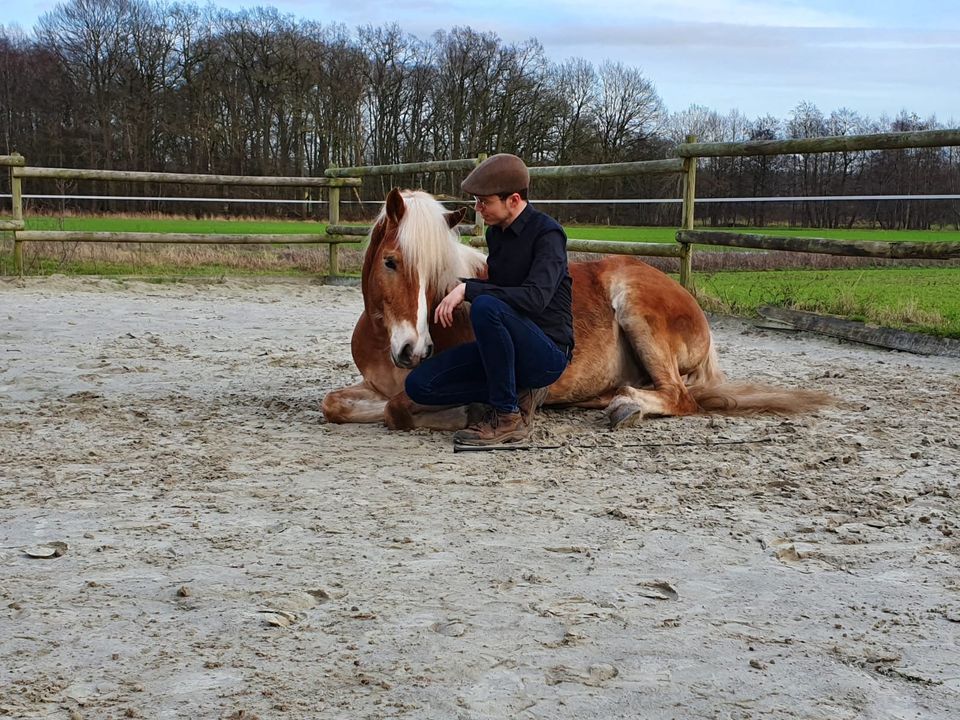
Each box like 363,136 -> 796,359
547,0 -> 863,28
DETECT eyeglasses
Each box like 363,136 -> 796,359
473,196 -> 500,208
474,193 -> 518,208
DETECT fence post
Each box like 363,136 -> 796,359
679,134 -> 697,291
327,169 -> 340,278
11,155 -> 24,275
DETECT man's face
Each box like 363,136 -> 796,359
474,193 -> 519,228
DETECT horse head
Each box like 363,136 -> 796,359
363,188 -> 479,369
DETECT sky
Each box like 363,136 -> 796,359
6,0 -> 960,123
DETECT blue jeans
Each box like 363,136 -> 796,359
405,295 -> 570,413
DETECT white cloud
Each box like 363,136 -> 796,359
546,0 -> 863,29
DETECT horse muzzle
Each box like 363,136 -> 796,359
392,342 -> 434,369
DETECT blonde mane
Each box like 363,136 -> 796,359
371,190 -> 487,293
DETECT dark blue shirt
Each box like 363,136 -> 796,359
463,204 -> 574,350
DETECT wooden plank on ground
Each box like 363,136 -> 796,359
756,306 -> 960,358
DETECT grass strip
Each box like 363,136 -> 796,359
696,267 -> 960,338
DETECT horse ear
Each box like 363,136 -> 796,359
445,206 -> 467,229
385,188 -> 405,224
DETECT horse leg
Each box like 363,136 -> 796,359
606,382 -> 700,428
605,307 -> 707,429
321,381 -> 390,423
568,392 -> 618,410
384,392 -> 479,431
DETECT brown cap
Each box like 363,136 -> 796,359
461,153 -> 529,196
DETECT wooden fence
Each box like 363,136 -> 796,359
4,127 -> 960,283
319,129 -> 960,290
673,129 -> 960,277
322,150 -> 697,284
2,156 -> 359,275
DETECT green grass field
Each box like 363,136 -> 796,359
696,267 -> 960,338
3,216 -> 959,337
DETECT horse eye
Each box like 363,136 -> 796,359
384,257 -> 397,271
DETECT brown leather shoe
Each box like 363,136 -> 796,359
454,410 -> 530,446
517,387 -> 550,429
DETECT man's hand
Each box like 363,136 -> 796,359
434,282 -> 466,328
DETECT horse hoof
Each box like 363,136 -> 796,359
608,404 -> 643,429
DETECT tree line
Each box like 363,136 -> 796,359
1,0 -> 957,228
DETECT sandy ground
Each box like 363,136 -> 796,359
1,276 -> 958,720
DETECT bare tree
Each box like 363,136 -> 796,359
592,61 -> 665,162
551,58 -> 598,165
489,39 -> 558,162
4,8 -> 957,228
116,1 -> 180,172
430,27 -> 508,159
37,0 -> 133,169
359,24 -> 434,166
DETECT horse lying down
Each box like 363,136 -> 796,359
322,188 -> 833,430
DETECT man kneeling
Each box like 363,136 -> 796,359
405,153 -> 574,445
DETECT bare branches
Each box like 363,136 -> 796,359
1,3 -> 956,229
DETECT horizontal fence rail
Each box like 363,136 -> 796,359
327,222 -> 684,257
325,225 -> 371,236
529,158 -> 684,178
14,231 -> 340,245
678,230 -> 960,260
324,159 -> 479,178
466,236 -> 683,258
2,194 -> 331,205
6,193 -> 960,207
326,224 -> 480,237
676,128 -> 960,158
13,166 -> 359,187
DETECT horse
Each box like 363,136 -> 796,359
321,188 -> 833,430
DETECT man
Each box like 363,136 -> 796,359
404,153 -> 574,445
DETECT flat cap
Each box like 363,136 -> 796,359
461,153 -> 529,196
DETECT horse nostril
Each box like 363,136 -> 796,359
424,343 -> 434,359
397,343 -> 413,367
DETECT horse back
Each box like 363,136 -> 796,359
570,255 -> 708,335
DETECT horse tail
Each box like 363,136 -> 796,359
689,383 -> 835,415
686,335 -> 834,415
